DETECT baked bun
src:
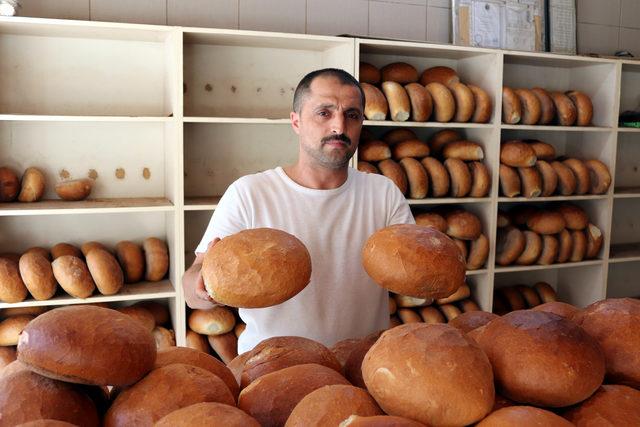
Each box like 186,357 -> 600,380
17,305 -> 156,386
495,227 -> 526,266
499,286 -> 526,311
428,129 -> 462,155
585,223 -> 603,259
444,210 -> 482,240
420,157 -> 450,197
382,128 -> 417,146
116,306 -> 156,332
442,140 -> 484,161
400,158 -> 428,199
468,84 -> 492,123
339,415 -> 428,427
142,237 -> 169,282
449,82 -> 475,122
562,158 -> 590,195
500,141 -> 536,167
331,337 -> 363,369
0,346 -> 17,369
570,229 -> 587,262
381,62 -> 418,84
359,62 -> 381,84
362,323 -> 494,426
0,166 -> 20,201
357,161 -> 379,174
531,301 -> 579,318
362,224 -> 466,300
562,385 -> 640,426
85,249 -> 124,295
419,66 -> 459,87
425,82 -> 455,122
55,179 -> 92,201
515,230 -> 542,265
449,311 -> 498,333
155,402 -> 260,427
510,205 -> 537,227
477,406 -> 574,427
439,303 -> 462,321
18,167 -> 46,202
115,241 -> 145,283
445,158 -> 472,197
419,306 -> 445,324
474,310 -> 605,406
404,82 -> 433,122
342,331 -> 383,388
566,91 -> 593,126
207,332 -> 238,364
378,159 -> 408,195
50,243 -> 82,260
535,160 -> 558,196
392,139 -> 429,159
515,89 -> 542,125
18,252 -> 57,300
382,81 -> 410,122
359,140 -> 391,162
361,83 -> 388,121
556,203 -> 588,230
467,233 -> 490,270
499,164 -> 521,197
188,306 -> 236,336
527,140 -> 556,161
227,351 -> 251,387
133,300 -> 170,326
537,234 -> 559,265
0,257 -> 29,303
0,315 -> 34,346
551,161 -> 577,195
515,285 -> 540,308
397,308 -> 421,324
531,88 -> 556,125
526,210 -> 566,235
414,212 -> 447,233
502,87 -> 522,124
550,92 -> 577,126
81,241 -> 109,257
235,322 -> 246,337
517,167 -> 542,198
584,159 -> 611,194
468,161 -> 490,197
534,281 -> 557,303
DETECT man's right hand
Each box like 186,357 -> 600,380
183,238 -> 221,309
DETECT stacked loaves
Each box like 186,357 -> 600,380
500,140 -> 611,198
496,203 -> 603,266
0,238 -> 169,303
502,86 -> 594,126
358,128 -> 491,199
0,165 -> 94,202
360,62 -> 493,123
491,281 -> 578,316
186,306 -> 243,365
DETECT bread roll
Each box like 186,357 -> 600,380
439,303 -> 462,321
444,209 -> 482,240
152,326 -> 175,350
207,332 -> 238,364
499,164 -> 521,198
537,234 -> 559,265
500,286 -> 526,311
227,351 -> 251,387
449,82 -> 475,122
563,385 -> 640,427
419,306 -> 445,324
500,141 -> 536,167
566,90 -> 593,126
517,167 -> 542,198
572,298 -> 640,388
515,231 -> 542,265
80,241 -> 109,257
362,224 -> 466,300
526,140 -> 556,161
534,281 -> 557,303
473,310 -> 605,407
55,178 -> 92,201
585,223 -> 603,259
238,363 -> 350,427
361,83 -> 388,121
156,402 -> 260,427
382,128 -> 417,146
562,158 -> 590,195
428,129 -> 461,155
0,346 -> 16,369
389,315 -> 401,328
496,227 -> 526,266
18,252 -> 57,301
25,246 -> 50,261
344,329 -> 399,393
388,296 -> 397,315
0,315 -> 34,346
116,306 -> 155,332
445,158 -> 472,197
359,140 -> 391,162
331,337 -> 363,370
502,87 -> 522,124
535,160 -> 558,196
550,92 -> 577,126
497,210 -> 511,228
425,82 -> 455,122
378,159 -> 408,195
0,166 -> 20,202
420,157 -> 449,197
468,84 -> 492,123
468,161 -> 490,197
526,211 -> 566,235
467,233 -> 489,270
414,212 -> 447,232
436,283 -> 470,304
362,324 -> 494,426
359,62 -> 381,85
0,252 -> 20,264
449,311 -> 498,333
516,285 -> 541,308
188,306 -> 235,336
115,241 -> 145,283
584,159 -> 611,194
570,229 -> 587,262
419,66 -> 459,87
452,238 -> 468,262
357,161 -> 379,174
381,62 -> 418,84
381,81 -> 410,122
551,161 -> 577,195
556,229 -> 572,264
531,301 -> 579,318
0,257 -> 29,303
18,167 -> 46,202
234,322 -> 245,337
530,87 -> 556,125
85,249 -> 124,295
399,158 -> 428,199
185,329 -> 210,354
392,139 -> 429,159
339,415 -> 428,426
510,205 -> 537,227
492,293 -> 510,316
50,243 -> 81,260
142,237 -> 169,282
477,406 -> 574,427
397,308 -> 422,324
17,305 -> 156,386
132,300 -> 170,325
514,88 -> 542,125
442,140 -> 484,161
404,82 -> 432,122
556,203 -> 588,230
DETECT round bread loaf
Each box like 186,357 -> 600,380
449,311 -> 498,333
439,303 -> 462,321
18,252 -> 57,300
378,159 -> 408,195
551,161 -> 577,195
585,223 -> 603,259
550,92 -> 577,126
535,160 -> 558,196
0,368 -> 99,427
556,203 -> 588,230
388,297 -> 397,315
382,128 -> 417,146
381,62 -> 418,84
452,238 -> 468,263
0,306 -> 48,317
497,210 -> 511,228
382,81 -> 410,122
445,158 -> 472,197
330,337 -> 363,369
527,140 -> 556,161
0,166 -> 20,202
0,346 -> 17,369
515,231 -> 542,265
500,141 -> 536,167
188,306 -> 235,336
105,363 -> 234,427
496,227 -> 526,266
185,329 -> 210,354
17,305 -> 156,386
85,249 -> 124,295
238,363 -> 350,427
420,157 -> 449,197
81,241 -> 109,257
442,140 -> 484,161
362,224 -> 466,299
392,139 -> 429,159
562,159 -> 590,195
154,346 -> 239,400
116,306 -> 155,332
0,315 -> 34,346
584,159 -> 611,194
477,406 -> 574,427
234,322 -> 246,337
425,82 -> 455,122
156,402 -> 260,427
227,351 -> 251,387
532,301 -> 579,318
133,300 -> 170,325
444,210 -> 482,240
500,287 -> 526,311
50,243 -> 82,260
449,82 -> 475,122
55,178 -> 92,201
404,82 -> 433,122
468,84 -> 493,123
510,205 -> 537,227
414,212 -> 447,233
474,310 -> 605,406
357,161 -> 379,174
0,257 -> 29,303
419,306 -> 445,324
341,330 -> 383,388
499,164 -> 521,197
207,331 -> 238,364
428,129 -> 461,155
419,66 -> 459,87
570,229 -> 587,262
115,241 -> 145,283
526,210 -> 566,235
515,89 -> 541,125
537,234 -> 559,265
25,247 -> 50,261
241,336 -> 341,389
18,167 -> 46,202
361,83 -> 388,121
340,415 -> 428,426
359,140 -> 391,162
14,420 -> 79,427
517,167 -> 542,198
399,158 -> 428,199
517,284 -> 542,308
531,88 -> 556,125
467,233 -> 490,270
359,62 -> 381,84
562,385 -> 640,426
398,308 -> 421,324
571,298 -> 640,388
468,161 -> 490,197
202,228 -> 311,308
152,327 -> 174,349
502,87 -> 522,124
534,282 -> 557,303
142,237 -> 169,282
362,323 -> 494,426
286,384 -> 383,427
566,91 -> 593,126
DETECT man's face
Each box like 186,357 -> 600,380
291,76 -> 364,170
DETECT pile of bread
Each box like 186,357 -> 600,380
187,306 -> 245,364
496,204 -> 603,266
0,238 -> 169,303
502,87 -> 594,126
0,165 -> 94,202
360,62 -> 493,123
358,128 -> 491,199
500,140 -> 611,198
493,281 -> 567,315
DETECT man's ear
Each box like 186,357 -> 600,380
290,111 -> 301,135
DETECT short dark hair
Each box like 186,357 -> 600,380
292,68 -> 365,114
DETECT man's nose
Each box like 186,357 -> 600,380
330,113 -> 346,134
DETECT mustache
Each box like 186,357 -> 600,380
321,134 -> 352,146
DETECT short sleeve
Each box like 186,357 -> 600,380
387,182 -> 415,226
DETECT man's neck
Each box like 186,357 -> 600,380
283,162 -> 349,190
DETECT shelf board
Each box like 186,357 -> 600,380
0,280 -> 176,309
409,197 -> 490,205
494,260 -> 602,273
0,114 -> 175,122
501,124 -> 612,132
609,243 -> 640,263
0,198 -> 174,216
618,127 -> 640,133
466,269 -> 488,276
364,120 -> 494,129
614,187 -> 640,198
498,195 -> 608,203
184,117 -> 291,124
184,196 -> 222,211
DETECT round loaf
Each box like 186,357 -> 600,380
156,402 -> 260,427
496,227 -> 526,266
238,363 -> 350,427
343,331 -> 383,388
570,229 -> 587,262
584,159 -> 611,194
381,62 -> 418,84
562,158 -> 590,195
534,281 -> 557,303
443,140 -> 484,161
185,329 -> 210,354
537,234 -> 559,265
445,158 -> 472,197
444,209 -> 482,240
556,203 -> 588,230
516,285 -> 540,308
566,90 -> 593,126
517,167 -> 542,198
500,287 -> 526,311
439,303 -> 462,321
116,306 -> 155,332
330,337 -> 362,369
452,238 -> 468,262
477,406 -> 574,427
0,315 -> 34,346
414,212 -> 447,232
18,252 -> 57,300
562,385 -> 640,426
188,306 -> 236,336
227,351 -> 251,386
419,66 -> 459,87
207,332 -> 238,364
362,83 -> 388,121
50,243 -> 81,260
378,159 -> 408,195
499,164 -> 521,197
449,311 -> 498,333
85,249 -> 124,295
154,327 -> 176,349
81,241 -> 109,257
404,82 -> 433,122
340,415 -> 428,426
105,363 -> 235,427
392,139 -> 429,159
474,310 -> 605,406
550,161 -> 577,195
388,297 -> 397,315
142,237 -> 169,282
362,224 -> 466,299
468,161 -> 490,197
425,82 -> 455,122
18,167 -> 46,202
362,323 -> 494,426
585,223 -> 603,259
502,87 -> 522,124
419,306 -> 445,324
550,92 -> 577,126
400,158 -> 428,199
535,160 -> 558,196
17,305 -> 156,386
531,88 -> 556,125
0,166 -> 20,202
382,81 -> 410,122
428,129 -> 462,155
515,231 -> 542,265
55,179 -> 92,201
468,84 -> 492,123
497,210 -> 511,228
467,233 -> 489,270
420,157 -> 449,197
0,346 -> 17,369
359,140 -> 391,162
382,128 -> 417,146
0,257 -> 29,303
357,161 -> 379,174
25,247 -> 50,261
449,82 -> 475,122
500,141 -> 536,167
461,299 -> 484,312
532,301 -> 579,318
527,140 -> 556,161
0,306 -> 48,317
510,205 -> 537,227
115,241 -> 145,283
15,420 -> 80,427
359,62 -> 381,84
526,210 -> 566,235
571,298 -> 640,388
398,308 -> 421,324
515,88 -> 541,125
133,300 -> 170,325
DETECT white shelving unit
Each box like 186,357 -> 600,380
0,17 -> 637,345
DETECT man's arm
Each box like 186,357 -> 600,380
183,239 -> 220,309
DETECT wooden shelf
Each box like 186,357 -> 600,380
0,114 -> 175,122
618,127 -> 640,133
614,187 -> 640,198
466,269 -> 488,276
609,243 -> 640,263
409,197 -> 490,205
364,120 -> 494,129
0,198 -> 174,216
0,280 -> 176,309
184,196 -> 222,211
498,195 -> 608,203
494,260 -> 602,273
184,117 -> 291,124
500,124 -> 612,132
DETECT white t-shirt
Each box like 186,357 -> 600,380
196,166 -> 414,353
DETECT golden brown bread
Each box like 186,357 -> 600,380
185,329 -> 210,354
382,128 -> 417,146
0,346 -> 17,370
444,209 -> 482,240
133,300 -> 170,326
50,243 -> 82,260
80,241 -> 109,257
556,203 -> 588,230
515,88 -> 541,125
419,66 -> 459,87
445,158 -> 472,197
18,167 -> 46,202
550,91 -> 577,126
551,160 -> 577,195
85,249 -> 124,295
584,159 -> 611,194
502,87 -> 522,124
0,315 -> 34,346
468,161 -> 491,197
142,237 -> 169,282
392,139 -> 430,159
155,402 -> 260,427
477,406 -> 574,427
535,160 -> 558,196
357,161 -> 379,174
397,308 -> 422,324
339,415 -> 428,427
448,311 -> 498,333
207,332 -> 238,364
0,166 -> 20,202
381,62 -> 418,84
359,140 -> 391,162
381,81 -> 410,122
562,158 -> 590,195
25,247 -> 50,261
526,140 -> 556,161
531,87 -> 556,125
55,179 -> 92,201
563,385 -> 640,427
449,82 -> 475,122
425,82 -> 455,122
428,129 -> 462,155
0,257 -> 29,303
467,233 -> 490,270
499,164 -> 521,198
500,141 -> 536,167
359,62 -> 381,85
18,252 -> 57,300
500,287 -> 526,311
537,234 -> 559,265
566,90 -> 593,126
496,227 -> 526,266
343,332 -> 383,388
585,223 -> 603,259
399,158 -> 428,199
361,83 -> 388,121
414,212 -> 447,232
116,306 -> 156,332
517,167 -> 542,198
515,230 -> 542,265
439,303 -> 463,321
420,157 -> 449,197
419,306 -> 445,324
526,210 -> 566,235
378,159 -> 408,195
534,282 -> 557,303
404,82 -> 433,122
531,301 -> 579,318
570,229 -> 587,262
115,241 -> 145,283
468,84 -> 493,123
442,140 -> 484,161
50,255 -> 96,299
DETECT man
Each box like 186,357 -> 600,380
183,68 -> 414,354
